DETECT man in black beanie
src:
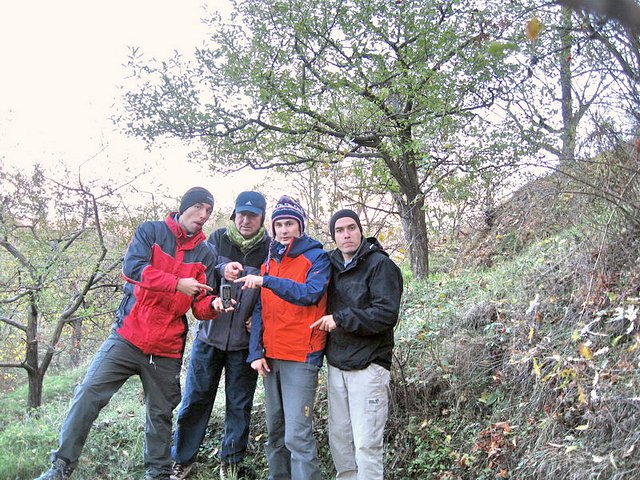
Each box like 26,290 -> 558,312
312,209 -> 403,480
35,187 -> 237,480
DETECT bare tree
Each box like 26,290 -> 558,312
0,165 -> 127,408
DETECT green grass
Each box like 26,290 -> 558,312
1,361 -> 325,480
1,369 -> 149,480
4,218 -> 640,479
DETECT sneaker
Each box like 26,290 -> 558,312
219,462 -> 240,480
34,458 -> 74,480
170,463 -> 194,480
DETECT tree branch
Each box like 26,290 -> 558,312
0,315 -> 27,331
557,0 -> 640,33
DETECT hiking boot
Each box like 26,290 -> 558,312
219,462 -> 241,480
34,458 -> 74,480
170,462 -> 194,480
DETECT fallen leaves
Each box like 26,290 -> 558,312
578,343 -> 593,360
474,421 -> 516,471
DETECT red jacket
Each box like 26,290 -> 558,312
115,213 -> 218,358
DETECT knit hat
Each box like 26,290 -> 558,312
179,187 -> 214,214
271,195 -> 306,233
231,191 -> 267,219
329,209 -> 363,240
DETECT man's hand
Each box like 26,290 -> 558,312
177,278 -> 213,296
310,314 -> 337,332
251,358 -> 271,377
212,297 -> 237,313
235,274 -> 264,289
224,262 -> 244,281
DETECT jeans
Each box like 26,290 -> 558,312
53,332 -> 182,479
262,359 -> 321,480
172,337 -> 257,465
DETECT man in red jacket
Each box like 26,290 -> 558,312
35,187 -> 235,480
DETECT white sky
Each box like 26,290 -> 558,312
0,0 -> 269,210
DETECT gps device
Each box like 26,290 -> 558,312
220,284 -> 232,309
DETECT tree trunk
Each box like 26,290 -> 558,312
559,7 -> 577,163
27,369 -> 44,409
394,192 -> 429,280
25,294 -> 42,409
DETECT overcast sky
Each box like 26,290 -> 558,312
0,0 -> 269,210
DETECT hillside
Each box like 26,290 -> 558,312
2,163 -> 639,479
385,165 -> 640,479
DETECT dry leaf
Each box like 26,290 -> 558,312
532,357 -> 541,377
578,343 -> 593,360
494,421 -> 512,433
526,17 -> 543,41
528,326 -> 535,342
623,444 -> 635,458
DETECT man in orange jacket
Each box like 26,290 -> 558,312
238,195 -> 330,480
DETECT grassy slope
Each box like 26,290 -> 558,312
386,174 -> 640,479
3,173 -> 640,479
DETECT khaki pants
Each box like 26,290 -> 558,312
327,363 -> 390,480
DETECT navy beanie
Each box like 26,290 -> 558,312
329,209 -> 363,240
179,187 -> 214,214
271,195 -> 306,233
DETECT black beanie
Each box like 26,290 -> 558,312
179,187 -> 214,214
329,209 -> 363,240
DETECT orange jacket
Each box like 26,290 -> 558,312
248,235 -> 330,364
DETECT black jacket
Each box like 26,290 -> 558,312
195,227 -> 270,351
325,237 -> 403,370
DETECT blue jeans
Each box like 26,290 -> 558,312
171,337 -> 257,465
263,359 -> 321,480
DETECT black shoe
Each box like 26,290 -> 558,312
34,459 -> 74,480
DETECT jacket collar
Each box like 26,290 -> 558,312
330,236 -> 385,270
166,212 -> 206,249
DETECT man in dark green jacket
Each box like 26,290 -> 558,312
311,209 -> 403,480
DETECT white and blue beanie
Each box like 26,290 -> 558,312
271,195 -> 306,234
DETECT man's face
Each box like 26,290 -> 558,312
334,217 -> 362,257
235,211 -> 263,239
179,202 -> 213,234
274,218 -> 300,245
